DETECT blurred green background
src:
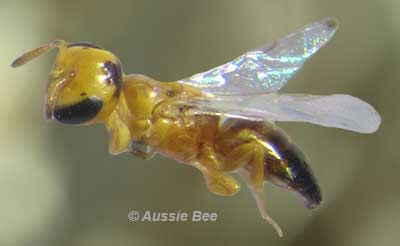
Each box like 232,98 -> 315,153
1,0 -> 398,245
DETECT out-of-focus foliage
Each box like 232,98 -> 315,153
0,0 -> 398,245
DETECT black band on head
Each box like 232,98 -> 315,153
53,97 -> 103,124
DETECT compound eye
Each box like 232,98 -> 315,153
102,61 -> 123,87
53,97 -> 103,125
67,42 -> 104,49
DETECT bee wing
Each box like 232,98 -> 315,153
179,18 -> 338,95
189,94 -> 381,133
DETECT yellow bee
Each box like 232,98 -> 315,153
11,18 -> 381,236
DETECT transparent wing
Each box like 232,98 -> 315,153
188,94 -> 381,133
179,18 -> 338,95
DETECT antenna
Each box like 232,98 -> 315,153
11,40 -> 67,68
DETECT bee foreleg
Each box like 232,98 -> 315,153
194,145 -> 240,196
105,115 -> 131,155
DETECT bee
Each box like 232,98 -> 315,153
11,18 -> 381,236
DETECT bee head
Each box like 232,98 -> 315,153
11,40 -> 123,125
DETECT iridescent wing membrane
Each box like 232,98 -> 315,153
180,17 -> 338,95
179,18 -> 381,133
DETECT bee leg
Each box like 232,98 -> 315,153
221,142 -> 268,190
130,140 -> 155,160
249,145 -> 265,190
194,145 -> 240,196
220,143 -> 255,172
237,147 -> 284,237
105,111 -> 131,155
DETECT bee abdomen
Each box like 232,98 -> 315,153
262,128 -> 322,209
216,118 -> 322,208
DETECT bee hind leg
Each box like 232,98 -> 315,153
194,145 -> 240,196
237,146 -> 283,237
